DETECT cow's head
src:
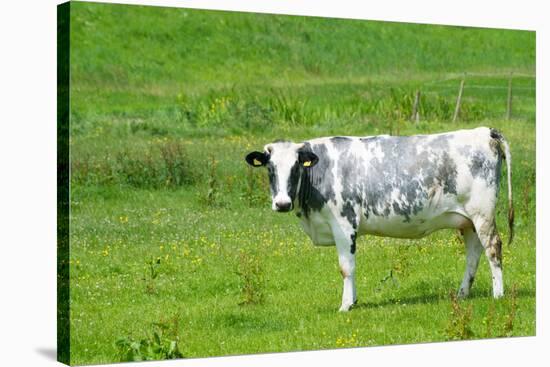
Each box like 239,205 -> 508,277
245,141 -> 319,212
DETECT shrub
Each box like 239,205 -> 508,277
445,292 -> 474,340
502,284 -> 518,336
143,257 -> 161,295
115,149 -> 160,188
71,154 -> 114,186
483,301 -> 496,338
236,252 -> 265,305
199,156 -> 222,207
115,317 -> 184,362
159,140 -> 193,186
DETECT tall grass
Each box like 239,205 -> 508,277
71,138 -> 195,188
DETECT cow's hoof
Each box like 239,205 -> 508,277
338,300 -> 357,312
457,289 -> 469,300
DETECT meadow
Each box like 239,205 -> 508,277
66,2 -> 536,365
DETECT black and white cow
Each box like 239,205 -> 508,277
246,127 -> 514,311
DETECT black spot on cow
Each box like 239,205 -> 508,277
364,153 -> 394,218
391,180 -> 426,223
341,201 -> 357,229
350,233 -> 357,254
468,274 -> 475,289
297,143 -> 335,217
436,151 -> 458,195
469,150 -> 499,187
266,162 -> 278,195
287,161 -> 301,202
469,151 -> 485,177
392,202 -> 411,222
362,136 -> 426,220
332,135 -> 364,229
338,140 -> 367,209
489,128 -> 503,140
360,134 -> 460,222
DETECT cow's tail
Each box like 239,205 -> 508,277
492,128 -> 514,245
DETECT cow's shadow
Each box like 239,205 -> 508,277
352,287 -> 535,310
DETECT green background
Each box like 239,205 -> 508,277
67,2 -> 535,364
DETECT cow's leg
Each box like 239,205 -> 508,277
473,218 -> 504,298
458,227 -> 484,299
331,219 -> 358,312
336,233 -> 357,312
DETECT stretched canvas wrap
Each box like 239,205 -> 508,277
57,1 -> 536,365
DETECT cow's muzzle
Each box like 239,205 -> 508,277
274,200 -> 293,212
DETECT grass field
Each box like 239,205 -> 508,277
66,2 -> 536,365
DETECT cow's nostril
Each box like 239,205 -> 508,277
276,202 -> 292,212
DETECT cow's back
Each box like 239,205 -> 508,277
299,127 -> 502,239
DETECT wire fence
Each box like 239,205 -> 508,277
407,72 -> 535,123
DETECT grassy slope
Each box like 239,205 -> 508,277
70,2 -> 535,116
68,2 -> 536,365
72,4 -> 536,82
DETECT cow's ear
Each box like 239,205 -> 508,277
245,151 -> 268,167
298,150 -> 319,168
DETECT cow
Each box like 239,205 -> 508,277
245,127 -> 514,312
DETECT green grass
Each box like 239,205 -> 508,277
66,2 -> 536,365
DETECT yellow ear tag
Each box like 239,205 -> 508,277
303,161 -> 312,167
253,158 -> 262,166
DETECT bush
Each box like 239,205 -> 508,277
445,292 -> 474,340
236,252 -> 265,305
115,317 -> 184,362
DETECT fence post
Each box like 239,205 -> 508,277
411,90 -> 421,124
506,72 -> 513,120
452,75 -> 465,123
